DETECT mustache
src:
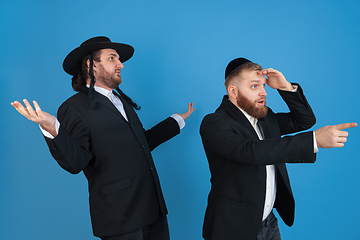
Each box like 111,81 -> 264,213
256,97 -> 267,103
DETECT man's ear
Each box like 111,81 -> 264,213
88,59 -> 98,74
227,84 -> 238,99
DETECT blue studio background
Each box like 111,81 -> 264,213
1,0 -> 359,239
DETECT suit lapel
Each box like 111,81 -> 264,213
219,96 -> 293,198
116,93 -> 155,165
115,92 -> 148,143
114,91 -> 138,126
219,96 -> 260,139
79,86 -> 127,122
258,113 -> 292,192
97,92 -> 129,123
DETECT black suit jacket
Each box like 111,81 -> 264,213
200,84 -> 317,240
45,87 -> 180,238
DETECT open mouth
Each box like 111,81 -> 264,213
257,98 -> 266,106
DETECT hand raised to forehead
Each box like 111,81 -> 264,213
258,68 -> 294,91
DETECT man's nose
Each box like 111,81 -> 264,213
260,88 -> 267,96
117,60 -> 124,69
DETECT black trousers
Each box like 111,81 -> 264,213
101,215 -> 170,240
256,212 -> 281,240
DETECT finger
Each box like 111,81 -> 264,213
258,68 -> 269,74
11,101 -> 26,116
12,100 -> 31,115
258,69 -> 266,75
188,102 -> 194,110
338,136 -> 348,143
334,122 -> 357,131
22,99 -> 37,117
335,142 -> 345,148
337,131 -> 349,138
12,100 -> 27,109
11,101 -> 24,110
33,100 -> 42,114
191,103 -> 196,112
23,99 -> 33,109
334,137 -> 347,148
259,69 -> 271,75
262,68 -> 277,74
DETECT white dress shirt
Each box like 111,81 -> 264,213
238,108 -> 276,220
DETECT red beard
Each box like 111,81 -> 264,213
236,93 -> 268,119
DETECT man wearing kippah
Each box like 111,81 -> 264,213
11,36 -> 195,240
200,57 -> 356,240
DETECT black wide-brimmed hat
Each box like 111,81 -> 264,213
225,57 -> 252,80
63,36 -> 134,76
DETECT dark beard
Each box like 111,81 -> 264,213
96,63 -> 122,89
236,93 -> 268,119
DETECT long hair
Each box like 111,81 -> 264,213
88,54 -> 97,108
71,51 -> 101,92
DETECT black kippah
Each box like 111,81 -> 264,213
225,57 -> 252,80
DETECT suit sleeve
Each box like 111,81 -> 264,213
276,83 -> 316,135
44,103 -> 93,174
200,84 -> 316,166
201,114 -> 315,166
145,117 -> 180,151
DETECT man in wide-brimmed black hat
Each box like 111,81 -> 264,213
11,36 -> 195,240
199,57 -> 356,240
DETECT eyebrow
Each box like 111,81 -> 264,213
250,79 -> 262,83
108,53 -> 120,58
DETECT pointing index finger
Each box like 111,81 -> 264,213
334,122 -> 357,131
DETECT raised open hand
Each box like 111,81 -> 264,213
177,102 -> 196,120
11,99 -> 57,137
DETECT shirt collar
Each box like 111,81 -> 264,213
237,106 -> 258,127
86,84 -> 112,97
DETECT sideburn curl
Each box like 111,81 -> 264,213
71,50 -> 101,92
